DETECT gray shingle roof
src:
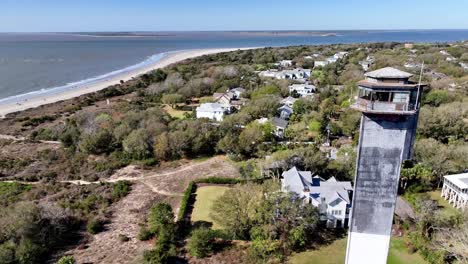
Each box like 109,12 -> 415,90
365,67 -> 413,79
272,117 -> 288,128
282,167 -> 353,206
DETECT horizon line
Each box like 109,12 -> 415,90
2,28 -> 468,34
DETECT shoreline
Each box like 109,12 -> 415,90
0,47 -> 259,118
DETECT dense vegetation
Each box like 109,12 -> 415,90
0,41 -> 467,262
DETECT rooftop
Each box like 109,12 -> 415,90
365,67 -> 413,79
197,102 -> 228,112
444,173 -> 468,189
272,117 -> 288,128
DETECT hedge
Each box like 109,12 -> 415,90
177,181 -> 196,221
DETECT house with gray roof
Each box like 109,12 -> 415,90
196,103 -> 230,122
272,117 -> 288,138
281,166 -> 353,228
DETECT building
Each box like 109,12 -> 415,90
314,60 -> 329,67
404,43 -> 414,49
259,68 -> 311,81
196,103 -> 230,121
281,167 -> 353,228
272,117 -> 288,138
289,83 -> 316,97
280,96 -> 298,107
346,67 -> 424,264
213,88 -> 247,110
359,55 -> 375,71
278,60 -> 293,67
460,62 -> 468,70
278,105 -> 294,120
277,68 -> 311,80
441,173 -> 468,209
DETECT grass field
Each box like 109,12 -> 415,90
427,190 -> 460,217
162,105 -> 190,119
289,237 -> 427,264
191,186 -> 231,229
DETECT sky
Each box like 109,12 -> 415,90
1,0 -> 468,32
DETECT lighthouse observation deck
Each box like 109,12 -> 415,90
351,67 -> 424,115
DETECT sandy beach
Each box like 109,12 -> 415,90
0,47 -> 257,118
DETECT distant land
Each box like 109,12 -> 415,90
64,31 -> 341,37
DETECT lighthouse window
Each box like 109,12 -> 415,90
374,92 -> 390,102
392,92 -> 409,103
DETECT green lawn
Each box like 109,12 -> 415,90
191,186 -> 231,229
427,190 -> 460,217
289,237 -> 427,264
162,105 -> 190,119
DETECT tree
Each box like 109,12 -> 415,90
122,129 -> 152,160
79,129 -> 115,155
210,184 -> 264,239
188,227 -> 214,258
161,93 -> 184,108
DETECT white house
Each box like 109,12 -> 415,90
278,60 -> 293,67
460,62 -> 468,70
289,83 -> 316,97
196,103 -> 230,121
281,167 -> 353,228
314,60 -> 329,67
277,68 -> 311,80
441,172 -> 468,209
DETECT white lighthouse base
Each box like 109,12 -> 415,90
345,232 -> 390,264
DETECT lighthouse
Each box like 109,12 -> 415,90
345,67 -> 424,264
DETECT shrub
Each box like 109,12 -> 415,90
137,226 -> 153,241
56,256 -> 76,264
0,241 -> 16,264
118,234 -> 130,242
188,227 -> 214,258
112,181 -> 131,200
16,238 -> 44,264
87,218 -> 105,234
148,203 -> 174,234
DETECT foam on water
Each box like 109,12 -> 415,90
0,51 -> 171,105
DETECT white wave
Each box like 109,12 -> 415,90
0,51 -> 177,104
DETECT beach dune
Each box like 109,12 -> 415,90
0,47 -> 256,118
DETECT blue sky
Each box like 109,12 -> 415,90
2,0 -> 468,32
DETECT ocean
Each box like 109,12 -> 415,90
1,30 -> 468,101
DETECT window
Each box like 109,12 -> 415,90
392,92 -> 409,103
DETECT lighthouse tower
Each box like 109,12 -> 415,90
345,67 -> 424,264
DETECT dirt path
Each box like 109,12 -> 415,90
64,155 -> 240,264
0,133 -> 61,144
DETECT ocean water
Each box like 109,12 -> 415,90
1,30 -> 468,101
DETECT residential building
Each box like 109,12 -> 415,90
314,60 -> 329,67
289,83 -> 316,97
196,103 -> 230,121
460,62 -> 468,70
278,105 -> 294,120
272,117 -> 288,138
213,88 -> 247,110
441,173 -> 468,209
281,167 -> 353,228
280,96 -> 298,107
259,68 -> 311,81
278,59 -> 293,67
